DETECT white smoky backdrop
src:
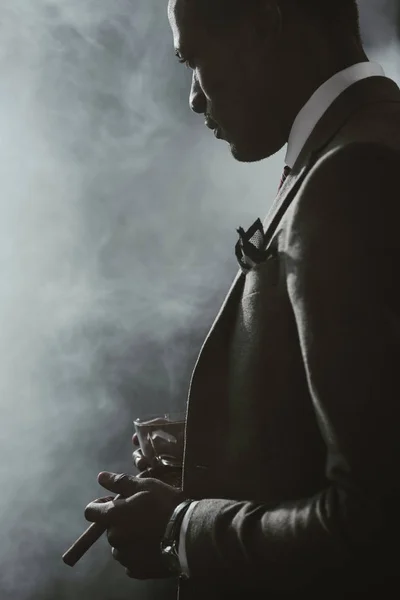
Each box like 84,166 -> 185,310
0,1 -> 398,599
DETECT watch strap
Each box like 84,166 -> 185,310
161,499 -> 194,576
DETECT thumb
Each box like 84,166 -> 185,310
97,471 -> 139,497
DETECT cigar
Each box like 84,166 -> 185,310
62,494 -> 121,567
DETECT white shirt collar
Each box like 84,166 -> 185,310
285,61 -> 386,169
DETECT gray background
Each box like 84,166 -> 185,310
0,1 -> 399,599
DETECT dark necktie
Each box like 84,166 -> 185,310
235,165 -> 292,273
278,165 -> 291,192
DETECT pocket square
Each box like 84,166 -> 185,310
235,218 -> 268,274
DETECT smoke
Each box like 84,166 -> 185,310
0,2 -> 282,599
0,1 -> 398,599
359,0 -> 399,48
359,0 -> 400,81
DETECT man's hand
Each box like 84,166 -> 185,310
132,418 -> 173,473
132,432 -> 152,473
84,471 -> 186,579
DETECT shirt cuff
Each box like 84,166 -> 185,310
178,500 -> 200,577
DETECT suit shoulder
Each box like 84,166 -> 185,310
295,141 -> 400,218
285,141 -> 400,249
312,140 -> 400,183
337,97 -> 400,152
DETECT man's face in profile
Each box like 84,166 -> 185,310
168,0 -> 287,163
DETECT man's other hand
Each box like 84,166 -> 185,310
85,471 -> 186,579
132,432 -> 151,473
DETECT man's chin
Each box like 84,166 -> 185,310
229,142 -> 270,163
227,137 -> 280,163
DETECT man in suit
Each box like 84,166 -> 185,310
85,0 -> 400,597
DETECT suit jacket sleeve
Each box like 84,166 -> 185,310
182,142 -> 400,590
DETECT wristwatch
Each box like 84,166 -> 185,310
160,499 -> 194,577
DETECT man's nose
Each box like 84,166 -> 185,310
189,72 -> 206,114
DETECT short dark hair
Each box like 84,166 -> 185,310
191,0 -> 361,42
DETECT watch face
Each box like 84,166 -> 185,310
161,544 -> 181,575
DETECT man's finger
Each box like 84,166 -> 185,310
84,496 -> 123,524
98,471 -> 139,496
108,527 -> 137,552
132,449 -> 149,470
92,495 -> 115,504
111,545 -> 137,569
125,568 -> 137,579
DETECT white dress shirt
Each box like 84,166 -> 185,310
177,60 -> 386,578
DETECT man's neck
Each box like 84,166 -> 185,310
283,43 -> 369,144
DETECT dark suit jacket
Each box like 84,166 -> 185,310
177,75 -> 400,599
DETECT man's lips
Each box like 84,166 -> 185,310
205,119 -> 226,140
205,119 -> 217,130
204,117 -> 218,129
